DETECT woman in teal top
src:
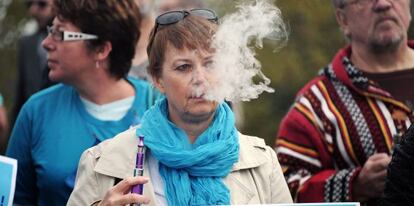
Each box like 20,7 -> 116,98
6,0 -> 159,205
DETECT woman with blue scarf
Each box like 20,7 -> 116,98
68,9 -> 292,206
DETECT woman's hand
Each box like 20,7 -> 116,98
98,176 -> 150,206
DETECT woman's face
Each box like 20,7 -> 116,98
42,17 -> 97,85
154,44 -> 218,124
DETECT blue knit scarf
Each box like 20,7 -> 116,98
136,97 -> 239,205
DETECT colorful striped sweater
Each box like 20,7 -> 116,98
276,45 -> 414,204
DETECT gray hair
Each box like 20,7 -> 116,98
332,0 -> 347,8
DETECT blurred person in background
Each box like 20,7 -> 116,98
13,0 -> 55,124
0,93 -> 9,154
129,0 -> 156,80
6,0 -> 159,205
276,0 -> 414,205
67,9 -> 292,206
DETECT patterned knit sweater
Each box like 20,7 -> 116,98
276,44 -> 414,205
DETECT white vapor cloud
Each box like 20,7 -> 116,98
205,0 -> 288,102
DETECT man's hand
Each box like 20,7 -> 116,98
352,153 -> 391,202
98,176 -> 150,206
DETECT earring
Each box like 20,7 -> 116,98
96,61 -> 100,69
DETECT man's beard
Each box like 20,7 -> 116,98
369,32 -> 404,54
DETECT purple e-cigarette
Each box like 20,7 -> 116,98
131,135 -> 145,195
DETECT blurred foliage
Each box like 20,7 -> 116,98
207,0 -> 346,146
243,1 -> 347,146
0,0 -> 27,113
0,0 -> 413,147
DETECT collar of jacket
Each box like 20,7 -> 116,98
93,128 -> 268,180
330,41 -> 414,112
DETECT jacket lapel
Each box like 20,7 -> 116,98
232,133 -> 267,171
224,133 -> 268,204
94,128 -> 158,206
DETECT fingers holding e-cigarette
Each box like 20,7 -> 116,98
99,176 -> 150,206
116,176 -> 149,194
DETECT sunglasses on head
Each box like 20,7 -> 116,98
26,0 -> 49,9
147,8 -> 218,54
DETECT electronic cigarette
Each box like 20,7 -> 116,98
131,135 -> 145,205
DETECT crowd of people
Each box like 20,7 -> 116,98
1,0 -> 414,205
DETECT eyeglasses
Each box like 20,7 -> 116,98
342,0 -> 396,8
46,26 -> 99,42
26,0 -> 49,9
147,9 -> 218,54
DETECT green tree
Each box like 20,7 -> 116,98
0,0 -> 26,113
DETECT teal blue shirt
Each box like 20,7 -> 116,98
6,77 -> 160,206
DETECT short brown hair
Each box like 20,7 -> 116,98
147,15 -> 217,79
54,0 -> 141,79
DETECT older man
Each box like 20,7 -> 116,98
276,0 -> 414,205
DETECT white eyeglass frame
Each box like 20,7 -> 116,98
63,31 -> 98,41
47,26 -> 99,42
